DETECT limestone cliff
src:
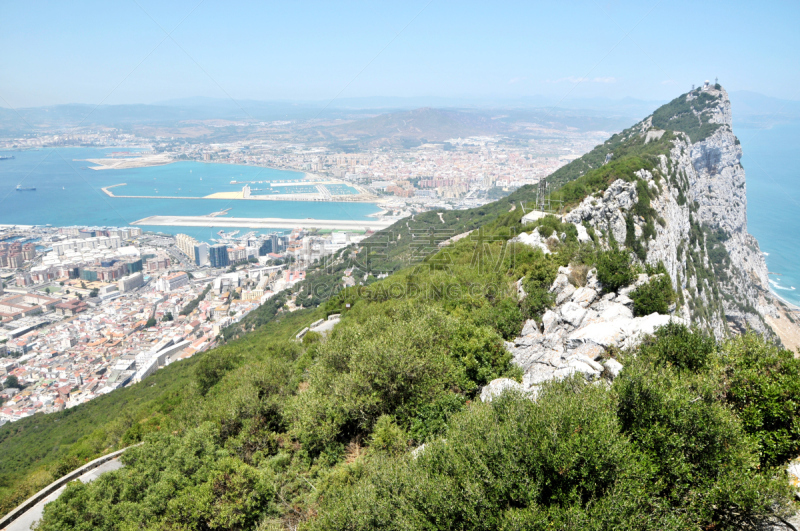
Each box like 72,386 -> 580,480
499,84 -> 790,398
560,84 -> 776,338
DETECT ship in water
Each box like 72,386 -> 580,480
16,184 -> 36,191
0,155 -> 14,161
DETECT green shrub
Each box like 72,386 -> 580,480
638,322 -> 716,372
615,358 -> 790,526
194,349 -> 243,396
595,249 -> 635,293
312,383 -> 663,530
36,423 -> 275,531
287,303 -> 512,454
471,297 -> 524,340
369,415 -> 408,456
630,274 -> 675,316
721,333 -> 800,467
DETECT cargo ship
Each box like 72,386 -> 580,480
16,184 -> 36,191
0,155 -> 14,161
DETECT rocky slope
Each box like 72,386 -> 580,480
563,84 -> 776,337
483,265 -> 676,400
491,83 -> 795,398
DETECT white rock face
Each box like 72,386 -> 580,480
504,270 -> 683,395
559,88 -> 775,338
480,378 -> 526,402
574,223 -> 592,243
512,229 -> 551,254
565,179 -> 638,244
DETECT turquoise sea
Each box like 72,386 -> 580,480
0,147 -> 380,243
738,122 -> 800,307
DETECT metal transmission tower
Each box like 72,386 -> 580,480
537,177 -> 548,212
531,177 -> 564,215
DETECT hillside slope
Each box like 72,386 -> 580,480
5,86 -> 800,529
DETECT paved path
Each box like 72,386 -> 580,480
4,458 -> 124,531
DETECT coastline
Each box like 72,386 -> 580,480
84,153 -> 313,181
770,288 -> 800,312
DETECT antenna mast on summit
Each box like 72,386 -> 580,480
537,177 -> 547,212
533,177 -> 564,215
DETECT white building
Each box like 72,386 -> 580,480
157,272 -> 189,292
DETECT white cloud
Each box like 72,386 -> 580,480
592,77 -> 616,83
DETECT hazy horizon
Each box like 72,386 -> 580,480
2,1 -> 799,109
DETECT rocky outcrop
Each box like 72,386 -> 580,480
565,179 -> 639,244
490,265 -> 682,399
559,86 -> 774,338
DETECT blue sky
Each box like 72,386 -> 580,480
1,0 -> 798,107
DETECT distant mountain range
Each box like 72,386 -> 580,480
0,91 -> 796,138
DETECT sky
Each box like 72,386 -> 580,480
1,0 -> 798,108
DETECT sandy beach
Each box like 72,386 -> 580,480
766,290 -> 800,353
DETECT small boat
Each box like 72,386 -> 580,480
16,184 -> 35,191
0,155 -> 15,161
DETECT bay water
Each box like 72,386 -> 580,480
0,147 -> 380,242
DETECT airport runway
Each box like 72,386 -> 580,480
131,215 -> 397,232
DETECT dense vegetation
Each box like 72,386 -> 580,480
22,221 -> 800,530
651,89 -> 723,142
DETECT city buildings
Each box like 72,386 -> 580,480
209,244 -> 230,268
157,272 -> 190,292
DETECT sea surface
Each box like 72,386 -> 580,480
0,148 -> 380,242
738,121 -> 800,306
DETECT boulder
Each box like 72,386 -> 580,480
513,229 -> 551,254
480,378 -> 525,402
788,459 -> 800,497
620,314 -> 679,348
556,283 -> 576,305
571,287 -> 597,308
560,302 -> 587,328
565,359 -> 601,380
542,310 -> 559,333
523,364 -> 560,388
615,294 -> 634,308
520,319 -> 540,337
567,321 -> 626,349
570,341 -> 605,361
603,358 -> 624,379
599,303 -> 633,322
550,273 -> 570,294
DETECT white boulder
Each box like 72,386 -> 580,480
480,378 -> 525,402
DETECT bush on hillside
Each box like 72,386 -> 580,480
630,273 -> 675,316
595,249 -> 635,293
615,358 -> 789,527
287,303 -> 513,455
637,322 -> 716,372
313,365 -> 794,531
721,333 -> 800,467
36,423 -> 274,531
